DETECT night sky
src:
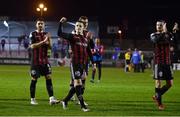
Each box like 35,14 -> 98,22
0,0 -> 179,39
0,0 -> 179,21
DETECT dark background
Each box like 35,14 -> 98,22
0,0 -> 179,38
0,0 -> 179,20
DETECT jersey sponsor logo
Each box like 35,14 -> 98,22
75,71 -> 81,77
31,70 -> 36,75
75,42 -> 88,47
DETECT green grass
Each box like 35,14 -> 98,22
0,65 -> 180,116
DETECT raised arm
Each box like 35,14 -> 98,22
150,32 -> 163,43
57,17 -> 73,40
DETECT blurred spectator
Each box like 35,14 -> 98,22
170,46 -> 178,70
57,38 -> 69,58
131,48 -> 141,72
139,50 -> 145,72
172,22 -> 180,61
52,42 -> 59,58
61,39 -> 68,58
18,34 -> 26,46
112,47 -> 121,61
91,38 -> 104,83
1,39 -> 6,51
124,48 -> 132,72
23,35 -> 29,49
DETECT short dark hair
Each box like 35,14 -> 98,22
157,20 -> 166,23
75,20 -> 85,28
76,20 -> 85,25
36,17 -> 44,22
79,16 -> 88,21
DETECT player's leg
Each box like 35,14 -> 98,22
124,60 -> 128,72
154,80 -> 162,104
45,74 -> 58,105
139,63 -> 142,72
77,70 -> 88,106
98,61 -> 102,81
61,80 -> 76,109
81,69 -> 87,95
70,80 -> 76,101
30,77 -> 38,105
30,66 -> 40,105
142,63 -> 145,72
44,64 -> 58,105
69,62 -> 77,101
60,64 -> 76,109
91,63 -> 96,83
137,63 -> 140,72
45,75 -> 54,97
152,64 -> 163,109
153,80 -> 164,109
159,65 -> 173,95
74,64 -> 89,111
160,80 -> 173,96
62,80 -> 76,103
74,79 -> 89,111
126,60 -> 131,72
78,63 -> 88,99
134,64 -> 137,72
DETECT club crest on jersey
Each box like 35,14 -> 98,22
75,71 -> 81,77
31,70 -> 36,75
158,71 -> 163,77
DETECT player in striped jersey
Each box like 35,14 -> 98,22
70,16 -> 94,105
57,17 -> 93,112
150,20 -> 174,110
29,18 -> 58,105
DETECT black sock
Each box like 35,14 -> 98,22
82,86 -> 85,95
92,70 -> 96,80
82,80 -> 85,94
75,85 -> 86,108
69,79 -> 74,87
63,87 -> 75,102
126,66 -> 129,72
160,85 -> 171,95
98,66 -> 101,80
155,88 -> 162,105
30,80 -> 37,98
46,79 -> 54,97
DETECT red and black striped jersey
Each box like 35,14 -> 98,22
73,29 -> 95,49
150,32 -> 174,65
58,22 -> 93,64
29,31 -> 49,65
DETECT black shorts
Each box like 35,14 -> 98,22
126,60 -> 130,64
70,63 -> 86,80
154,64 -> 173,80
30,64 -> 52,79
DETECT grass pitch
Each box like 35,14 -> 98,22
0,65 -> 180,116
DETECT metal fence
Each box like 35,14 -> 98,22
0,47 -> 154,67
